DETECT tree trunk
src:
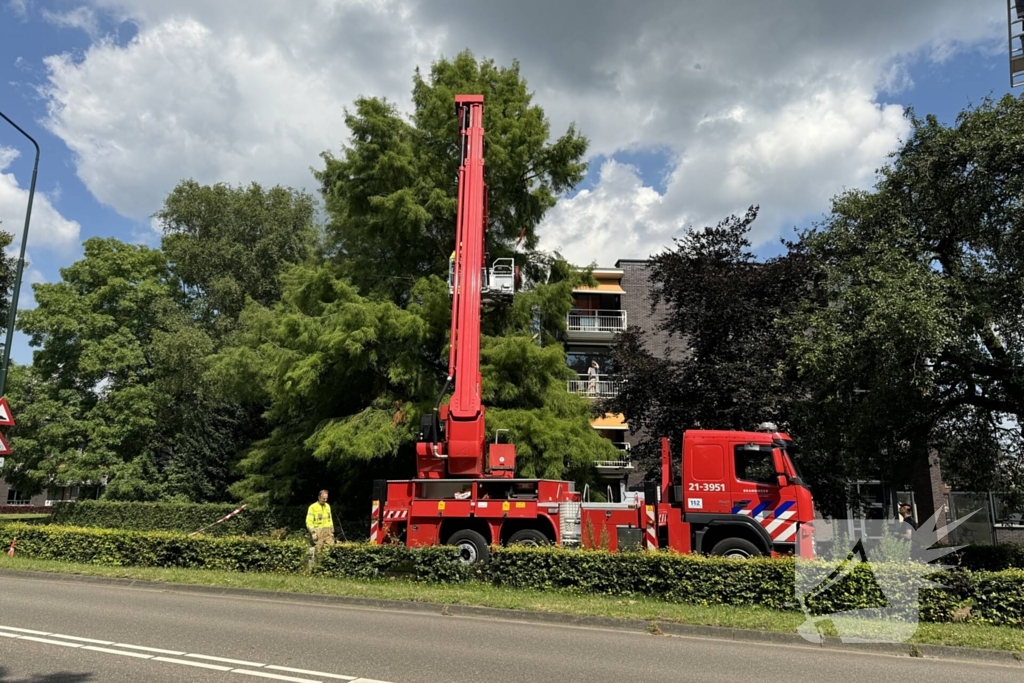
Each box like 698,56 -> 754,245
909,444 -> 948,542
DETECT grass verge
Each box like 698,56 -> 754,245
0,514 -> 50,520
1,554 -> 1021,653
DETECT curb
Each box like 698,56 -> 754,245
1,568 -> 1021,666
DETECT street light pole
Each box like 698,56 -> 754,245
0,110 -> 40,399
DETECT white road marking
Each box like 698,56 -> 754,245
113,642 -> 186,655
51,633 -> 114,645
0,623 -> 392,682
231,668 -> 322,683
0,626 -> 50,635
20,636 -> 82,648
82,645 -> 154,659
153,656 -> 233,671
187,652 -> 266,666
265,665 -> 356,680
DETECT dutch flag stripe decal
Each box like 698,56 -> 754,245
750,501 -> 772,518
773,500 -> 795,518
732,501 -> 751,515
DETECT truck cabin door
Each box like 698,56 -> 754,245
683,440 -> 729,515
730,442 -> 788,534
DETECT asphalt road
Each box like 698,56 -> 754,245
0,573 -> 1020,683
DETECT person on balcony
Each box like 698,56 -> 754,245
587,360 -> 600,396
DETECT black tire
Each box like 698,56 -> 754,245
507,529 -> 549,547
710,537 -> 762,559
448,529 -> 491,564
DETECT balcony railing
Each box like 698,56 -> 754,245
566,309 -> 627,334
593,455 -> 634,471
567,374 -> 620,398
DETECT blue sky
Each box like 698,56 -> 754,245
572,48 -> 1016,260
0,1 -> 1014,365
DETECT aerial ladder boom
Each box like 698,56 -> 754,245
416,94 -> 517,479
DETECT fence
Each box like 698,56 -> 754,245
567,374 -> 621,398
843,481 -> 1024,546
566,309 -> 627,333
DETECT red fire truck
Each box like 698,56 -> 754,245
369,94 -> 816,562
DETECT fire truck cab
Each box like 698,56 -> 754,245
575,429 -> 815,559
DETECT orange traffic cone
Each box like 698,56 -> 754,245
6,538 -> 15,557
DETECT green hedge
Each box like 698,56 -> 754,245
969,570 -> 1024,627
48,501 -> 370,539
1,524 -> 1020,628
944,543 -> 1024,572
0,523 -> 307,573
45,503 -> 1024,570
0,523 -> 460,581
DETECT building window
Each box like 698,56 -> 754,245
6,489 -> 30,505
566,351 -> 615,375
734,445 -> 776,484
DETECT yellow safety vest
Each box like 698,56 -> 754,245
306,502 -> 333,530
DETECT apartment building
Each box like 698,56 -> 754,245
563,260 -> 680,456
563,266 -> 629,447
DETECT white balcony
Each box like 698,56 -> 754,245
593,454 -> 634,479
567,374 -> 620,399
565,309 -> 627,342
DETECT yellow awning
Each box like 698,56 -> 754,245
573,283 -> 625,293
590,413 -> 629,430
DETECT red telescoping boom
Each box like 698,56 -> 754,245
415,95 -> 517,480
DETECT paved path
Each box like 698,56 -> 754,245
0,573 -> 1020,683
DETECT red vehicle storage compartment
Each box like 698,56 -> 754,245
579,503 -> 642,551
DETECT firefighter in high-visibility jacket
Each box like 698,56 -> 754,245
306,490 -> 335,550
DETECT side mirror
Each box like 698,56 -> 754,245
776,474 -> 789,488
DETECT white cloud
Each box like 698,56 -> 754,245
540,160 -> 676,268
39,0 -> 1005,264
42,2 -> 443,220
6,0 -> 27,19
42,6 -> 100,38
0,146 -> 81,256
543,87 -> 913,265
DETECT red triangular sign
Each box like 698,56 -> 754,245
0,431 -> 11,455
0,397 -> 14,427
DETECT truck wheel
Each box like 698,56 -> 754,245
710,537 -> 762,559
448,529 -> 491,564
507,529 -> 549,547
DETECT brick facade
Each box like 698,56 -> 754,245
615,259 -> 685,360
995,527 -> 1024,544
611,260 -> 692,460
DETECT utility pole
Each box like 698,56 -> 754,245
0,110 -> 40,399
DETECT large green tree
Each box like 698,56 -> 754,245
9,238 -> 179,498
209,262 -> 617,507
156,180 -> 318,335
791,95 -> 1024,516
609,208 -> 809,477
0,227 -> 18,331
314,50 -> 588,302
5,237 -> 263,502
